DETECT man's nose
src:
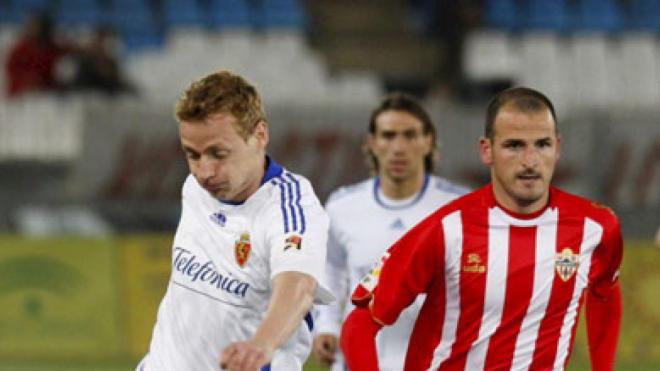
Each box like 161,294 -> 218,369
392,135 -> 407,152
197,157 -> 216,181
522,147 -> 539,168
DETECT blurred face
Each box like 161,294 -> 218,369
180,112 -> 268,202
368,110 -> 432,182
480,105 -> 560,213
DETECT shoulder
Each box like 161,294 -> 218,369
325,178 -> 374,209
262,169 -> 325,216
267,169 -> 317,199
552,187 -> 620,229
429,175 -> 471,198
428,185 -> 487,221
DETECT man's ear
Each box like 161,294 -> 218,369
252,120 -> 269,147
479,136 -> 493,166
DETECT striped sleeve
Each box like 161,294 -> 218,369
267,173 -> 332,304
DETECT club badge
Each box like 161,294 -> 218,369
235,233 -> 251,267
555,248 -> 579,282
284,235 -> 302,251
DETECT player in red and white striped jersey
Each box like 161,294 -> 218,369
340,87 -> 623,371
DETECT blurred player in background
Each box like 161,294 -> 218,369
340,87 -> 623,371
138,70 -> 333,371
312,93 -> 468,370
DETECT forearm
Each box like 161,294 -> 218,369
340,307 -> 382,371
586,282 -> 622,371
251,271 -> 316,351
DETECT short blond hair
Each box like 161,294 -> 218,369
175,70 -> 266,140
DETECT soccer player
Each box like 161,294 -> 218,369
312,93 -> 468,371
340,87 -> 623,371
137,70 -> 333,371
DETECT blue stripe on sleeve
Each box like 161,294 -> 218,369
261,364 -> 271,371
285,173 -> 306,234
285,179 -> 298,232
271,179 -> 289,233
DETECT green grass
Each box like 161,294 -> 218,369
0,358 -> 657,371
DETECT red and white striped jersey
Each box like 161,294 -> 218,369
352,184 -> 623,371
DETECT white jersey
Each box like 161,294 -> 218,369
316,175 -> 467,371
139,159 -> 332,371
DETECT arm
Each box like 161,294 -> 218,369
340,306 -> 383,371
220,271 -> 316,371
586,281 -> 621,371
313,218 -> 349,366
586,209 -> 624,371
341,213 -> 444,369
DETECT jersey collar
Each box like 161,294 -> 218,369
373,174 -> 430,210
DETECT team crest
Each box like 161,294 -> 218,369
235,233 -> 251,267
284,235 -> 302,251
555,248 -> 579,282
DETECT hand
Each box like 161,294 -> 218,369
220,340 -> 274,371
312,333 -> 338,367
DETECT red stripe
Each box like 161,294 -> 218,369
529,211 -> 584,370
438,207 -> 489,371
405,279 -> 446,370
483,226 -> 537,369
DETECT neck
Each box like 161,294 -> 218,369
491,182 -> 550,215
379,171 -> 426,200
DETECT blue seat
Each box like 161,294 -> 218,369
55,0 -> 103,27
257,0 -> 306,30
524,0 -> 571,32
207,0 -> 253,29
1,0 -> 51,24
629,0 -> 660,31
575,0 -> 624,32
106,1 -> 163,53
484,0 -> 519,31
162,0 -> 205,27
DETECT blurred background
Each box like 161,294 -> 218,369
0,0 -> 658,370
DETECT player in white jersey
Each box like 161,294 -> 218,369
138,70 -> 333,371
312,93 -> 467,371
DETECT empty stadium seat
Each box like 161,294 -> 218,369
55,0 -> 103,27
162,0 -> 205,28
575,0 -> 624,32
517,33 -> 573,112
207,0 -> 254,30
629,0 -> 660,31
617,33 -> 660,108
524,0 -> 571,32
257,0 -> 306,30
463,30 -> 518,83
484,0 -> 519,31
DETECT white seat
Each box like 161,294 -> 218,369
517,33 -> 572,112
567,34 -> 617,109
617,33 -> 660,109
463,30 -> 519,82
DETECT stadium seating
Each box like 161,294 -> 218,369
162,0 -> 205,28
629,0 -> 660,31
207,0 -> 254,30
55,0 -> 103,27
575,0 -> 624,32
484,0 -> 519,31
524,0 -> 571,32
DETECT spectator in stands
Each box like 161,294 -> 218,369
4,11 -> 71,98
72,26 -> 134,95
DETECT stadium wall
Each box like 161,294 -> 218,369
0,98 -> 658,237
0,235 -> 658,365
